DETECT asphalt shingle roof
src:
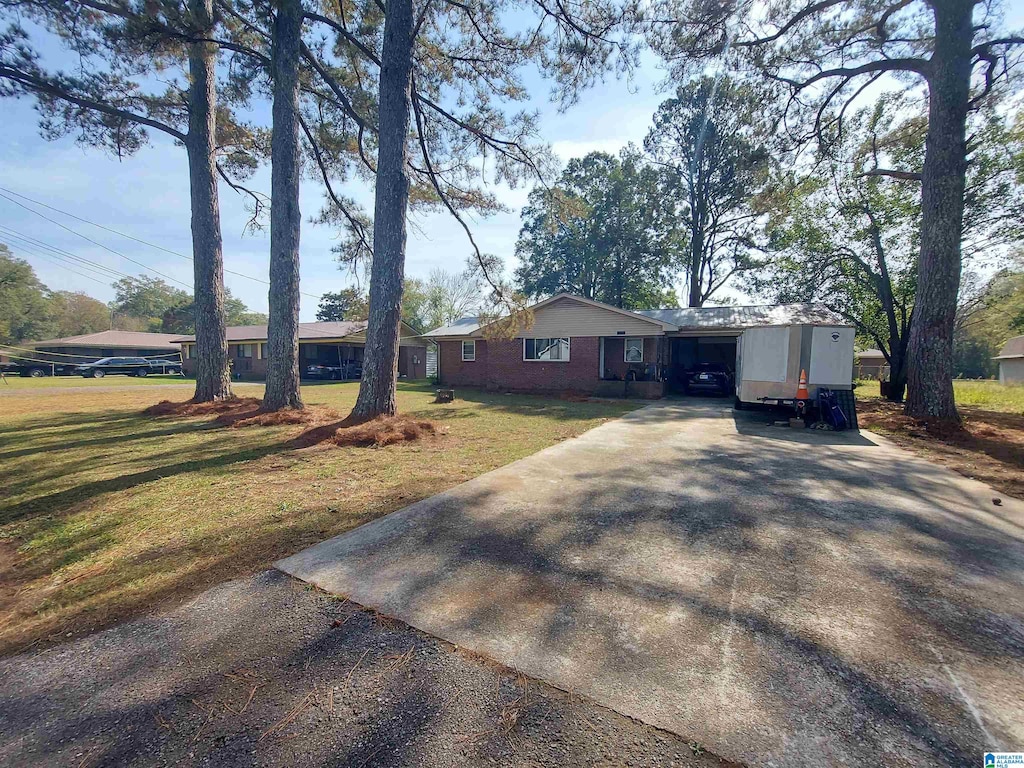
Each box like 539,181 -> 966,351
29,330 -> 182,350
424,302 -> 846,337
995,335 -> 1024,359
421,316 -> 485,338
173,321 -> 369,343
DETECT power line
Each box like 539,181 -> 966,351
0,235 -> 118,287
0,237 -> 112,287
0,224 -> 131,278
0,226 -> 137,284
0,186 -> 324,300
0,191 -> 193,289
0,185 -> 194,261
21,251 -> 111,287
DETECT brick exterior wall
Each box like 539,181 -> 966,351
602,337 -> 658,380
439,337 -> 603,393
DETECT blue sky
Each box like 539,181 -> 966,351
1,5 -> 1021,322
0,23 -> 668,322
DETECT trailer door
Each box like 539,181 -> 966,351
739,327 -> 790,384
809,326 -> 855,387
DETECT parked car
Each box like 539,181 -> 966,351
148,359 -> 183,375
1,363 -> 77,378
74,357 -> 152,378
681,362 -> 734,396
305,362 -> 362,380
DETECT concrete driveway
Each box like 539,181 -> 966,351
278,400 -> 1024,767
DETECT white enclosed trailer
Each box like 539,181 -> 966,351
636,303 -> 858,424
735,324 -> 855,409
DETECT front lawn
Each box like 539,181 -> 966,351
0,373 -> 193,389
855,379 -> 1024,499
0,381 -> 639,654
856,378 -> 1024,413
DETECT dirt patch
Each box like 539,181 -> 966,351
858,399 -> 1024,499
143,398 -> 441,449
292,415 -> 441,448
217,404 -> 342,428
143,397 -> 264,418
144,398 -> 344,430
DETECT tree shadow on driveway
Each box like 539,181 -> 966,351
277,403 -> 1024,768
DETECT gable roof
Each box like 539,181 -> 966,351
636,303 -> 845,331
994,335 -> 1024,360
424,297 -> 846,338
422,294 -> 676,338
528,293 -> 678,330
28,330 -> 182,350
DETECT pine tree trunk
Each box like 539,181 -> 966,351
186,0 -> 232,403
905,0 -> 972,422
351,0 -> 415,421
262,0 -> 304,412
688,226 -> 703,307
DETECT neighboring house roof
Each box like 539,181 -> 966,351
172,320 -> 423,344
635,303 -> 844,331
422,316 -> 484,338
28,330 -> 182,350
994,335 -> 1024,360
855,349 -> 887,360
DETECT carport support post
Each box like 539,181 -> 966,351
598,337 -> 605,379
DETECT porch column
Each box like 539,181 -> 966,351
598,337 -> 605,379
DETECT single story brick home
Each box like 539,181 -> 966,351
423,293 -> 843,397
994,335 -> 1024,385
175,320 -> 427,380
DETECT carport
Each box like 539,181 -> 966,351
635,304 -> 852,399
664,334 -> 738,393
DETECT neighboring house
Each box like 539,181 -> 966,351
423,293 -> 844,398
24,330 -> 182,362
174,321 -> 427,380
994,335 -> 1024,385
855,349 -> 889,380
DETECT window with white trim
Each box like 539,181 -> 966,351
237,343 -> 253,358
462,340 -> 476,361
624,337 -> 643,363
182,344 -> 192,360
524,338 -> 570,361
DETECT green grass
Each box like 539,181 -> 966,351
0,373 -> 196,388
0,381 -> 639,654
855,379 -> 1024,413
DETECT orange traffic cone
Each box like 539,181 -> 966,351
796,369 -> 810,401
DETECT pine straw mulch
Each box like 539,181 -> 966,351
857,398 -> 1024,500
143,397 -> 441,448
